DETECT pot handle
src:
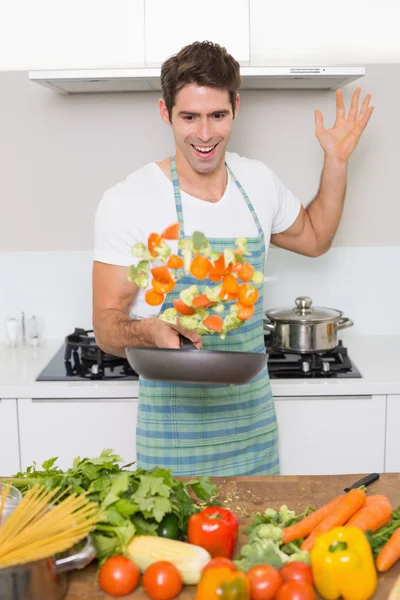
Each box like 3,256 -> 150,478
263,319 -> 275,333
337,317 -> 354,331
54,536 -> 96,574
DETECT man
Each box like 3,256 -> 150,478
92,41 -> 374,476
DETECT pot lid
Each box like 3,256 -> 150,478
265,296 -> 343,323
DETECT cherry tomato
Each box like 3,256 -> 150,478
276,580 -> 316,600
98,555 -> 140,597
280,562 -> 314,586
247,564 -> 283,600
142,561 -> 183,600
202,557 -> 237,573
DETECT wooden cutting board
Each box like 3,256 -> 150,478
66,473 -> 400,599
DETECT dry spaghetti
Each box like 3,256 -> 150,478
0,484 -> 102,568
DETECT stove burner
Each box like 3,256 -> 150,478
63,328 -> 138,380
264,339 -> 362,379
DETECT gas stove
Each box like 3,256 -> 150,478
36,328 -> 362,381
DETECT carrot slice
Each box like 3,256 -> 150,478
190,255 -> 212,280
222,274 -> 239,294
152,278 -> 175,294
238,283 -> 259,306
173,299 -> 196,316
238,263 -> 255,282
145,289 -> 164,306
300,488 -> 366,551
148,233 -> 163,257
376,528 -> 400,572
236,302 -> 254,320
167,254 -> 184,269
203,315 -> 223,333
346,497 -> 393,533
282,495 -> 345,544
192,294 -> 215,309
161,222 -> 180,240
151,266 -> 174,284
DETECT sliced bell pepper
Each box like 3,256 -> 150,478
196,566 -> 250,600
161,222 -> 180,240
188,507 -> 239,559
310,526 -> 378,600
238,283 -> 259,306
148,233 -> 163,257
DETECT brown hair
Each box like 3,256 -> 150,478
161,41 -> 242,121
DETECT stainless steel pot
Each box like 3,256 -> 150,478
263,296 -> 353,353
0,536 -> 96,600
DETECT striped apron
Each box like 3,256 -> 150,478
136,157 -> 279,476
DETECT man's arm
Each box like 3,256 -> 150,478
92,261 -> 201,357
271,87 -> 374,258
271,156 -> 347,257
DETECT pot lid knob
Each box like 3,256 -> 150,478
295,296 -> 313,314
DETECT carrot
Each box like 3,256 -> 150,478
238,263 -> 254,282
190,256 -> 212,280
282,495 -> 344,544
236,302 -> 254,321
192,294 -> 215,309
151,266 -> 174,284
173,299 -> 195,316
346,497 -> 393,532
222,274 -> 239,294
203,315 -> 223,333
376,528 -> 400,572
300,488 -> 366,552
161,222 -> 180,240
145,289 -> 164,306
364,495 -> 391,507
148,233 -> 162,257
167,254 -> 184,269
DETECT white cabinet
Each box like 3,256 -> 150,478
1,0 -> 145,71
18,398 -> 138,470
0,399 -> 20,475
144,0 -> 250,67
274,395 -> 386,476
385,395 -> 400,472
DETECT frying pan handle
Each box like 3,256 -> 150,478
179,334 -> 198,350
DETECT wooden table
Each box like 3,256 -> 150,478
66,473 -> 400,599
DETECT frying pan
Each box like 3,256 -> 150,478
125,336 -> 268,385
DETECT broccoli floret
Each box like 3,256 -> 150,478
155,239 -> 171,261
179,285 -> 199,307
127,262 -> 149,289
221,314 -> 243,339
178,239 -> 193,273
158,308 -> 177,325
288,551 -> 311,565
208,251 -> 221,265
204,286 -> 222,303
197,323 -> 215,335
279,505 -> 297,526
131,242 -> 149,259
212,304 -> 225,314
224,248 -> 236,269
179,316 -> 199,331
236,237 -> 251,256
249,524 -> 283,543
252,271 -> 264,286
234,538 -> 289,572
264,508 -> 278,519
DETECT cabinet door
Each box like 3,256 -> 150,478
18,398 -> 138,471
0,399 -> 20,475
145,0 -> 250,67
385,395 -> 400,472
274,395 -> 386,476
1,0 -> 145,71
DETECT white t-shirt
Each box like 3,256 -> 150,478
93,152 -> 302,318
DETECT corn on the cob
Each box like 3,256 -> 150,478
127,535 -> 211,584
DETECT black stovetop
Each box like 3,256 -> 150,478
36,328 -> 362,382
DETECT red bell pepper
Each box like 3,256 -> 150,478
188,507 -> 239,559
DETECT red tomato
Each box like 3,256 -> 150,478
142,561 -> 183,600
276,580 -> 316,600
202,557 -> 237,573
280,562 -> 314,586
98,555 -> 140,597
247,564 -> 283,600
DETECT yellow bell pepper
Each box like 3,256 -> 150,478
310,526 -> 377,600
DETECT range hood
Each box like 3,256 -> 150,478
29,66 -> 365,94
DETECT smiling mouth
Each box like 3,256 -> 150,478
190,143 -> 218,155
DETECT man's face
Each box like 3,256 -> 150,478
160,84 -> 239,175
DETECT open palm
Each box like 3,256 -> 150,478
315,87 -> 374,163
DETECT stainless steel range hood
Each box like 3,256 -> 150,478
29,66 -> 365,94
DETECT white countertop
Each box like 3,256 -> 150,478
0,336 -> 400,399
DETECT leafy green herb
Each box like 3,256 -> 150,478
366,506 -> 400,557
8,449 -> 217,562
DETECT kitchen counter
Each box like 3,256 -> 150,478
66,472 -> 400,600
1,335 -> 400,398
